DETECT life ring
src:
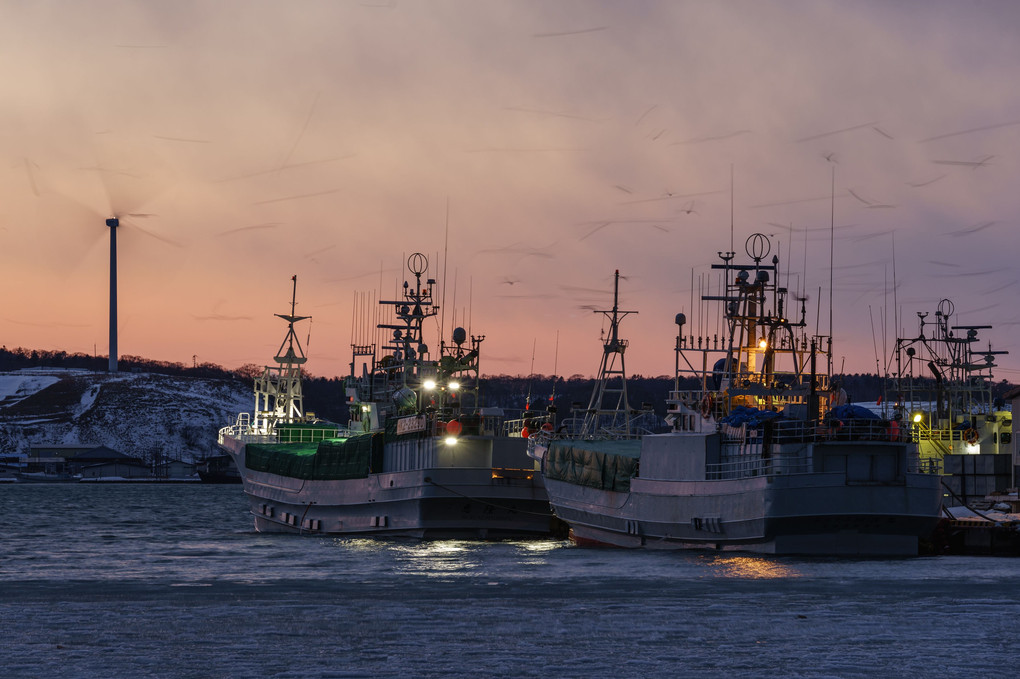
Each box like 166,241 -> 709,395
963,428 -> 979,445
700,395 -> 713,418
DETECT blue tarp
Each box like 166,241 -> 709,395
825,404 -> 881,421
721,406 -> 783,427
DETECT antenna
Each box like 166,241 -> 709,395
274,275 -> 311,367
891,231 -> 899,359
439,198 -> 450,346
828,164 -> 835,374
450,267 -> 458,344
552,329 -> 560,380
729,164 -> 735,255
549,330 -> 561,408
525,337 -> 537,411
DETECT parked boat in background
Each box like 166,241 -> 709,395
887,298 -> 1012,509
218,258 -> 553,538
529,233 -> 943,556
196,454 -> 242,484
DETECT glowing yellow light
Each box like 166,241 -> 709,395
444,436 -> 458,445
449,381 -> 460,391
758,339 -> 767,349
912,413 -> 922,423
423,379 -> 437,390
361,405 -> 370,413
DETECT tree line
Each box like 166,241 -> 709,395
2,346 -> 1014,423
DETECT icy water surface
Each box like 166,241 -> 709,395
2,483 -> 1019,678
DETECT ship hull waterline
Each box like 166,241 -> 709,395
222,434 -> 555,539
543,473 -> 943,556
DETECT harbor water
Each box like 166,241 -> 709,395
2,484 -> 1019,678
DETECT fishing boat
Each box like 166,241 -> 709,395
888,299 -> 1012,507
218,257 -> 553,538
195,454 -> 242,484
528,233 -> 943,555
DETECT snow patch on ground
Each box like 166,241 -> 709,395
0,374 -> 61,401
73,384 -> 102,418
0,369 -> 252,459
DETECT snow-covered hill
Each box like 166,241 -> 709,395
0,368 -> 252,461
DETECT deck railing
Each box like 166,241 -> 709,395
720,418 -> 912,445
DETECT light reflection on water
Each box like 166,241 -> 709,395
706,555 -> 803,579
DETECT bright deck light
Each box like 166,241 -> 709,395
444,436 -> 458,445
423,379 -> 437,390
448,381 -> 460,391
758,339 -> 767,349
912,413 -> 922,423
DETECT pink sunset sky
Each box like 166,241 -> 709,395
2,1 -> 1019,381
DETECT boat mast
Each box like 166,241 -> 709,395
581,270 -> 637,437
254,275 -> 311,432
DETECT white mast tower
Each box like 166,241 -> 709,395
253,276 -> 311,433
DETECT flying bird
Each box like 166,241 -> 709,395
253,188 -> 341,205
932,155 -> 994,169
503,106 -> 603,122
634,104 -> 658,126
152,135 -> 210,144
217,222 -> 282,237
532,26 -> 608,38
847,189 -> 872,205
670,130 -> 751,145
621,189 -> 724,205
946,221 -> 997,237
919,120 -> 1020,143
906,174 -> 947,188
794,121 -> 878,143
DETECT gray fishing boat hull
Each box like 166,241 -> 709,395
546,474 -> 941,555
221,433 -> 554,538
537,432 -> 944,556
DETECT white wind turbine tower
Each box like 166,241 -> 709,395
83,164 -> 177,373
106,215 -> 119,372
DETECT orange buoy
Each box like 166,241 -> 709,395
446,420 -> 462,436
521,427 -> 530,439
541,422 -> 554,432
